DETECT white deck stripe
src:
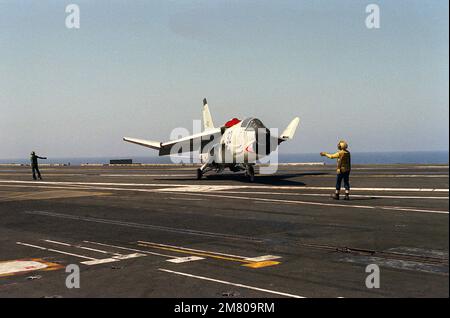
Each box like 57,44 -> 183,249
0,183 -> 446,201
244,255 -> 282,262
83,241 -> 179,258
7,179 -> 447,214
139,241 -> 281,262
100,174 -> 191,177
0,173 -> 447,178
166,256 -> 205,263
0,180 -> 447,192
71,184 -> 448,214
81,258 -> 119,265
112,253 -> 146,260
18,241 -> 143,265
159,268 -> 305,298
32,184 -> 450,213
168,197 -> 205,201
16,242 -> 97,260
215,190 -> 449,200
138,241 -> 248,259
44,239 -> 70,246
175,192 -> 449,215
14,180 -> 447,214
351,166 -> 449,170
44,239 -> 121,255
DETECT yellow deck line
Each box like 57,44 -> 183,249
137,243 -> 250,263
137,242 -> 281,268
243,261 -> 281,268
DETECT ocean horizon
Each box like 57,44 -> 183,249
0,151 -> 448,166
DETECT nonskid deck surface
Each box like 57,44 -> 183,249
0,164 -> 448,297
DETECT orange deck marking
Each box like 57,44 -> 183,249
0,258 -> 63,277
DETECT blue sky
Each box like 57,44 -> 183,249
0,0 -> 448,158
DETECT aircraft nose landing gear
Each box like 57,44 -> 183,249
196,168 -> 203,180
245,164 -> 255,183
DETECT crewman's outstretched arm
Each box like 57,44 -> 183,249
320,152 -> 339,159
37,156 -> 47,159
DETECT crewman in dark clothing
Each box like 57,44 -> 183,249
320,140 -> 351,200
30,151 -> 47,180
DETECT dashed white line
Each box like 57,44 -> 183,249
44,239 -> 121,255
16,242 -> 97,260
83,241 -> 180,258
17,241 -> 145,265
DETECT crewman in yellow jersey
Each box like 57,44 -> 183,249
320,140 -> 351,200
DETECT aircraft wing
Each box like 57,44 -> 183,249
124,127 -> 222,156
122,137 -> 161,150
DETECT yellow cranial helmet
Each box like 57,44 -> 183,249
338,140 -> 348,150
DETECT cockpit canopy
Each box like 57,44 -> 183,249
240,118 -> 266,131
224,118 -> 241,128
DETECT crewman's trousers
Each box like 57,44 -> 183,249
336,171 -> 350,191
32,165 -> 42,180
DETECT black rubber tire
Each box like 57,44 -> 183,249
248,166 -> 255,183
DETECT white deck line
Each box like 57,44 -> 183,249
159,268 -> 305,298
16,242 -> 97,260
0,180 -> 448,192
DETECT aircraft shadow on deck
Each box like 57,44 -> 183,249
157,172 -> 332,186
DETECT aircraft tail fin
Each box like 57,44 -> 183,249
202,98 -> 215,131
279,117 -> 300,142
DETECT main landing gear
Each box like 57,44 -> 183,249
197,163 -> 214,180
197,163 -> 255,182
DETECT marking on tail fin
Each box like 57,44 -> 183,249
202,97 -> 215,131
280,117 -> 300,141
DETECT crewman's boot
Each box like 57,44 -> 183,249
344,193 -> 350,200
331,193 -> 340,200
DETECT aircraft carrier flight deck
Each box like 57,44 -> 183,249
0,163 -> 448,298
